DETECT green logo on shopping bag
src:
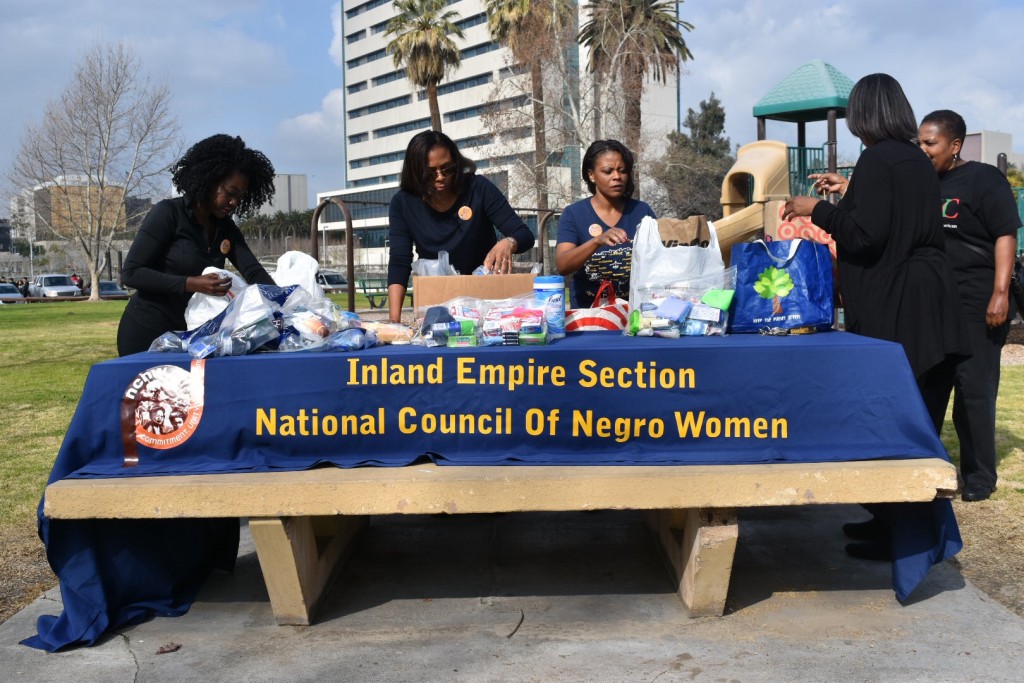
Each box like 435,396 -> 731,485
753,267 -> 794,315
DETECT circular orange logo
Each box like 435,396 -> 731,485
122,362 -> 206,457
588,224 -> 603,237
458,206 -> 473,221
220,239 -> 231,255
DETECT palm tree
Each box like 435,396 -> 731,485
485,0 -> 574,211
385,0 -> 465,132
579,0 -> 694,182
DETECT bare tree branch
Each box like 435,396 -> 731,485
5,42 -> 181,298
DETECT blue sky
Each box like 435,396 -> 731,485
2,0 -> 1023,208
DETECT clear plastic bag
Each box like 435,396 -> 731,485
630,266 -> 737,337
412,250 -> 460,276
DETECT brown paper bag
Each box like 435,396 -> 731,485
656,216 -> 711,248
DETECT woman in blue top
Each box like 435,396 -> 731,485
386,130 -> 535,322
555,140 -> 656,308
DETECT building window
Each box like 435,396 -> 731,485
369,19 -> 390,35
347,81 -> 368,94
374,118 -> 432,139
349,150 -> 406,170
372,70 -> 405,87
454,134 -> 493,149
460,42 -> 499,60
349,174 -> 398,189
348,132 -> 369,144
346,29 -> 366,44
443,96 -> 528,124
349,94 -> 412,120
453,13 -> 487,32
418,72 -> 493,100
345,0 -> 389,20
346,48 -> 388,69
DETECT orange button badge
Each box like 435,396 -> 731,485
220,239 -> 231,255
458,206 -> 473,221
588,224 -> 603,237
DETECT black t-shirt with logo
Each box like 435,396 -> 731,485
938,161 -> 1021,319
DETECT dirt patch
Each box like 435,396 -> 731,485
0,525 -> 53,624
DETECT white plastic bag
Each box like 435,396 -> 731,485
412,250 -> 460,276
273,250 -> 326,300
629,216 -> 725,306
184,267 -> 247,329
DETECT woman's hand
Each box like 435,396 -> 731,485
595,227 -> 629,248
782,196 -> 822,221
484,236 -> 517,274
809,172 -> 848,197
987,290 -> 1010,328
187,272 -> 232,296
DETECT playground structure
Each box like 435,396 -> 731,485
712,139 -> 842,263
711,59 -> 855,261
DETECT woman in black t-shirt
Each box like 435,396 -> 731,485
918,110 -> 1022,502
117,135 -> 277,356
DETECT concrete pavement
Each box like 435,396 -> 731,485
2,504 -> 1023,682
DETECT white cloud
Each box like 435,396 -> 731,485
678,0 -> 1024,156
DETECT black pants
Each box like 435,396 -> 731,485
918,319 -> 1007,489
117,312 -> 167,357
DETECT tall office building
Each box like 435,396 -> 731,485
318,0 -> 681,270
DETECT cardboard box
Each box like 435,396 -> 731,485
412,274 -> 537,310
763,199 -> 837,258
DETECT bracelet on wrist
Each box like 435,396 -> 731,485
505,236 -> 517,251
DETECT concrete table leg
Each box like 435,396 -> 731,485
647,508 -> 739,617
249,515 -> 367,625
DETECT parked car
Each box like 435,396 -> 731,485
317,270 -> 348,294
0,283 -> 26,304
84,280 -> 129,298
27,273 -> 82,298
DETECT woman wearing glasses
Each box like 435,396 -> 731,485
117,134 -> 277,355
386,130 -> 535,323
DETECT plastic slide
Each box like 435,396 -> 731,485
714,140 -> 792,256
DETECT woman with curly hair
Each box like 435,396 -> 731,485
117,134 -> 278,355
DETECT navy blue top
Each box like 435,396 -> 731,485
387,174 -> 535,286
556,196 -> 656,307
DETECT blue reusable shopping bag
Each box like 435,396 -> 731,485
730,239 -> 834,334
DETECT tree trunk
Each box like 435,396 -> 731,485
427,81 -> 442,132
88,264 -> 101,301
531,60 -> 548,211
622,59 -> 644,193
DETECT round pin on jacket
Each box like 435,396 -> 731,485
220,239 -> 231,255
458,206 -> 473,221
588,224 -> 603,237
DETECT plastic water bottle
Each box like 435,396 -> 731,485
534,275 -> 566,339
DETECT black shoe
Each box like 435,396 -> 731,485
962,482 -> 994,502
842,517 -> 889,540
845,540 -> 891,562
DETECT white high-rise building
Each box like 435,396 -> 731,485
317,0 -> 681,270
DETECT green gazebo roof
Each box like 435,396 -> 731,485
753,59 -> 853,123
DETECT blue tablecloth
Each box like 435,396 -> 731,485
25,331 -> 962,650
